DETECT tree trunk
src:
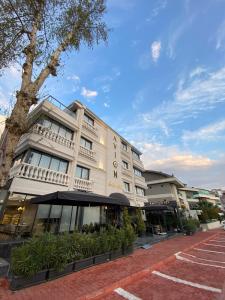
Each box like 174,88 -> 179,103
0,90 -> 37,187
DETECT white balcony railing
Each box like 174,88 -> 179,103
82,121 -> 98,136
9,162 -> 69,186
73,177 -> 93,192
31,124 -> 75,149
79,145 -> 96,161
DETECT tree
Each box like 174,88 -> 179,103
0,0 -> 108,187
135,208 -> 146,236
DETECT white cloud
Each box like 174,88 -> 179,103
81,87 -> 98,98
67,74 -> 80,81
216,20 -> 225,50
189,66 -> 207,78
182,120 -> 225,142
151,41 -> 161,62
103,102 -> 110,108
146,0 -> 167,22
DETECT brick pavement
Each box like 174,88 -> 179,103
0,229 -> 221,300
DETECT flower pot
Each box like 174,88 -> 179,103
110,249 -> 123,260
74,257 -> 94,271
94,252 -> 110,265
48,262 -> 74,280
123,245 -> 134,256
10,269 -> 48,290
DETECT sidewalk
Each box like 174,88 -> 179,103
0,229 -> 221,300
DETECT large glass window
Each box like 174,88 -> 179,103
124,182 -> 130,192
37,116 -> 73,140
135,186 -> 145,196
75,165 -> 90,180
134,167 -> 142,177
59,206 -> 72,232
80,136 -> 92,150
26,150 -> 68,173
84,113 -> 94,126
132,150 -> 140,160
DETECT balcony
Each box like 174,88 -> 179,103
9,163 -> 69,186
82,121 -> 98,137
31,124 -> 75,149
73,177 -> 93,192
79,146 -> 96,161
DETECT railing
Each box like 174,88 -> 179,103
44,95 -> 77,118
31,124 -> 75,149
79,145 -> 96,160
82,121 -> 98,136
9,163 -> 69,186
73,177 -> 93,192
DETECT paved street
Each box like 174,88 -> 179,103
0,229 -> 224,300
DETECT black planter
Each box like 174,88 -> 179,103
94,252 -> 110,265
110,249 -> 123,260
123,245 -> 134,256
10,269 -> 48,291
74,257 -> 94,271
48,262 -> 74,280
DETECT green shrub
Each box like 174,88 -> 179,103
135,208 -> 146,236
183,219 -> 197,233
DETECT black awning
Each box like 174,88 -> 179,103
142,204 -> 174,211
30,191 -> 130,207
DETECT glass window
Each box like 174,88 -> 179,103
84,113 -> 94,126
36,204 -> 51,218
49,157 -> 60,171
134,168 -> 142,177
122,161 -> 129,169
50,122 -> 59,134
80,136 -> 92,150
58,160 -> 68,173
59,206 -> 72,232
135,186 -> 145,196
132,151 -> 140,160
50,205 -> 62,218
70,206 -> 77,231
58,126 -> 66,138
75,165 -> 90,180
27,151 -> 41,166
124,182 -> 130,192
39,154 -> 51,169
42,118 -> 51,128
65,130 -> 73,140
121,142 -> 127,151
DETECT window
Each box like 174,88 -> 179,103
124,182 -> 130,192
132,150 -> 140,160
80,136 -> 92,150
121,142 -> 128,151
76,165 -> 90,180
122,160 -> 129,169
37,116 -> 73,140
84,113 -> 94,126
134,167 -> 142,177
135,186 -> 145,196
26,150 -> 68,173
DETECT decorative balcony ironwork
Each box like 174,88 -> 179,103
79,146 -> 96,161
73,177 -> 93,192
82,121 -> 98,136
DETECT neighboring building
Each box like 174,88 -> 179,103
0,96 -> 147,236
178,187 -> 201,219
0,115 -> 6,138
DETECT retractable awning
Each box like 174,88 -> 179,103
30,191 -> 130,207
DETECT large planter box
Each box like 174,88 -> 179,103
48,262 -> 74,280
110,249 -> 123,260
94,252 -> 110,265
10,269 -> 48,291
74,257 -> 94,271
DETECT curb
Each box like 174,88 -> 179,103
78,231 -> 220,300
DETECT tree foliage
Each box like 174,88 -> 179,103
0,0 -> 108,187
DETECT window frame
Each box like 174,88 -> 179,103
121,142 -> 128,151
133,167 -> 142,177
123,181 -> 130,192
122,160 -> 129,169
80,136 -> 93,150
75,165 -> 90,180
135,186 -> 145,196
84,113 -> 94,126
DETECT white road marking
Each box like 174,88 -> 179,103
182,252 -> 225,264
203,243 -> 225,248
175,252 -> 225,269
114,288 -> 142,300
194,248 -> 225,254
210,240 -> 225,243
152,270 -> 222,293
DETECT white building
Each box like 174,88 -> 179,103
0,97 -> 147,236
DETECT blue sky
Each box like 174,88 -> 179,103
1,0 -> 225,189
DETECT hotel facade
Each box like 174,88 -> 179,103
0,97 -> 147,236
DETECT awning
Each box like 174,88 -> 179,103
30,191 -> 130,207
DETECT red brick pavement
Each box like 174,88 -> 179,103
0,229 -> 221,300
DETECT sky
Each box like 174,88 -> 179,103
1,0 -> 225,189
